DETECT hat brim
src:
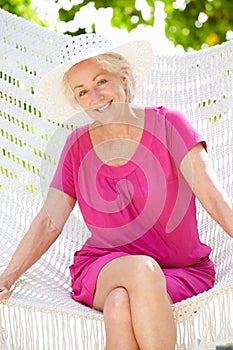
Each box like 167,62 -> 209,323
34,39 -> 154,124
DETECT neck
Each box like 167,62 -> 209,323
91,104 -> 145,139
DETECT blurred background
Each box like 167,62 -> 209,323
1,0 -> 233,54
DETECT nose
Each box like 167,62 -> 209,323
90,88 -> 104,106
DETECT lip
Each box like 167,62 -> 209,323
94,101 -> 112,113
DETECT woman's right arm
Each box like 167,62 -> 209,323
0,188 -> 76,300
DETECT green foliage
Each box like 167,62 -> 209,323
163,0 -> 233,50
58,0 -> 233,50
0,0 -> 48,26
58,0 -> 155,33
2,0 -> 233,50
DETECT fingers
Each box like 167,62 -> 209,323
0,288 -> 10,301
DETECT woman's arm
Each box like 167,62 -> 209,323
180,143 -> 233,238
0,188 -> 76,299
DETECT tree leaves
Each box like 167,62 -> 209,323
2,0 -> 233,50
58,0 -> 155,32
163,0 -> 233,50
0,0 -> 48,27
57,0 -> 233,50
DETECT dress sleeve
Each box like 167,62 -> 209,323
163,108 -> 207,167
50,133 -> 77,199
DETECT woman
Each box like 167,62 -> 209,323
0,34 -> 232,350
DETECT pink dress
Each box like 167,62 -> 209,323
50,106 -> 215,306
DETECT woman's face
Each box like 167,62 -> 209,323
66,58 -> 129,121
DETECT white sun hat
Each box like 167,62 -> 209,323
34,33 -> 154,123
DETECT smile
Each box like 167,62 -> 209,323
94,101 -> 112,113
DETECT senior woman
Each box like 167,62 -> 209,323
0,34 -> 232,350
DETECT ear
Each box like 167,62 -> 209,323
120,67 -> 129,89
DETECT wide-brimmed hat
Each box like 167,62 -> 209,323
34,33 -> 154,123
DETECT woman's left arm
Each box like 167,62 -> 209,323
180,143 -> 233,238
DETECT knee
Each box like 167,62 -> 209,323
133,256 -> 166,290
103,287 -> 131,324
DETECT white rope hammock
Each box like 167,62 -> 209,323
0,8 -> 232,350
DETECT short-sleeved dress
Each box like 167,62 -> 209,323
50,106 -> 215,306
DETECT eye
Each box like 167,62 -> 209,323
97,79 -> 107,86
79,89 -> 88,97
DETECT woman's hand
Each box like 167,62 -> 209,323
0,279 -> 10,300
0,188 -> 76,296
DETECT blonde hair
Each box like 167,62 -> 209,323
62,52 -> 135,109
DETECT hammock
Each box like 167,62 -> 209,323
0,8 -> 232,350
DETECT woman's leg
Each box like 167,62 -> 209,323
103,287 -> 139,350
93,255 -> 176,350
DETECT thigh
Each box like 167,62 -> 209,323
70,251 -> 128,307
93,254 -> 167,311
